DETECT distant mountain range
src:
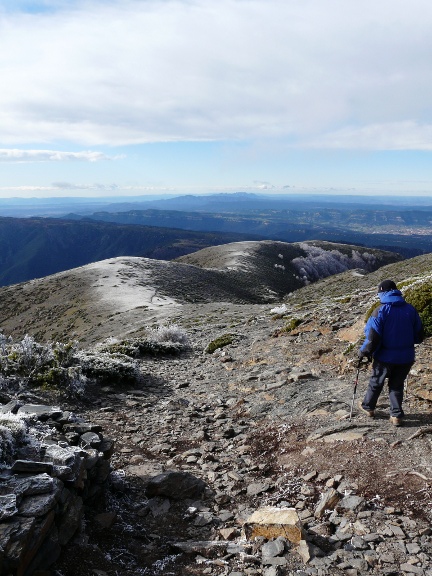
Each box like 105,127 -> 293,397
65,205 -> 431,257
0,192 -> 430,287
2,191 -> 432,218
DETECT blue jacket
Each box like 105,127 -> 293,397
360,289 -> 424,364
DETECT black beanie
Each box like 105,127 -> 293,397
378,279 -> 397,293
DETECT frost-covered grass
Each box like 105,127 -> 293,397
0,324 -> 190,397
0,333 -> 144,396
146,324 -> 189,345
74,351 -> 142,386
98,324 -> 190,358
0,412 -> 42,466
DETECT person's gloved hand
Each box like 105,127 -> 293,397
358,350 -> 372,362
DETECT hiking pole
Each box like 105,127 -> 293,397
404,374 -> 409,400
349,359 -> 362,422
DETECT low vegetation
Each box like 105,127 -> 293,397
0,412 -> 35,466
404,279 -> 432,337
206,334 -> 234,354
98,324 -> 190,357
271,316 -> 304,338
0,324 -> 191,398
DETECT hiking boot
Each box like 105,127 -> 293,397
358,400 -> 374,417
390,416 -> 403,426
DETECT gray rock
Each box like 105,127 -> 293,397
0,400 -> 20,414
146,471 -> 207,500
0,473 -> 54,498
337,495 -> 365,512
11,460 -> 54,475
351,535 -> 369,550
80,431 -> 102,448
261,537 -> 286,558
43,445 -> 77,468
171,540 -> 228,557
388,524 -> 406,538
148,496 -> 171,517
263,567 -> 284,576
314,488 -> 341,518
18,492 -> 58,517
350,557 -> 369,571
399,563 -> 424,574
247,481 -> 271,496
194,512 -> 214,526
17,404 -> 62,420
0,494 -> 18,520
57,492 -> 83,546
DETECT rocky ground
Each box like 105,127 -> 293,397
44,290 -> 432,576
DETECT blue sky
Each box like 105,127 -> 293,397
1,0 -> 432,197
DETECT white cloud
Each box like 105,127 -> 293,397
0,149 -> 115,162
0,0 -> 432,149
302,122 -> 432,151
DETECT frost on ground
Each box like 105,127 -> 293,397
85,258 -> 181,314
270,304 -> 288,315
146,324 -> 189,345
177,241 -> 260,271
292,244 -> 377,284
0,412 -> 47,466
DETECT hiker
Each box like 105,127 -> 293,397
358,279 -> 424,426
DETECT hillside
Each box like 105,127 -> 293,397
0,244 -> 431,575
0,240 -> 400,345
0,216 -> 262,286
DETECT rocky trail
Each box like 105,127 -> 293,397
45,296 -> 432,576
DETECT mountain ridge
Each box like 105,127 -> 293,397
0,240 -> 400,345
0,216 -> 264,286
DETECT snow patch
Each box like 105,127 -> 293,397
85,258 -> 180,314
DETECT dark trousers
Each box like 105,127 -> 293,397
362,360 -> 412,418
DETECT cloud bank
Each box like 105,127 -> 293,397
1,0 -> 432,150
0,149 -> 114,162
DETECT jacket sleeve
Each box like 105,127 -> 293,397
361,326 -> 381,355
360,307 -> 382,355
414,311 -> 424,344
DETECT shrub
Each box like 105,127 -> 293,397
73,351 -> 142,386
99,337 -> 187,358
146,324 -> 189,345
0,334 -> 54,378
404,282 -> 432,337
0,413 -> 31,465
34,366 -> 87,397
206,334 -> 234,354
0,333 -> 142,395
282,317 -> 303,333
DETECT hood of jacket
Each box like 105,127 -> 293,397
378,289 -> 405,306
